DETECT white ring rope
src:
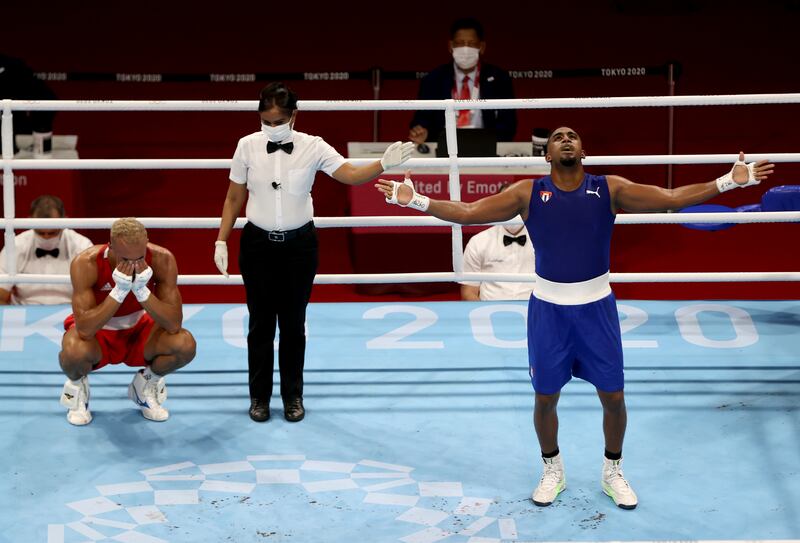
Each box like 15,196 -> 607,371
3,153 -> 800,170
7,92 -> 800,111
3,271 -> 799,286
3,211 -> 800,230
2,94 -> 799,287
4,213 -> 800,283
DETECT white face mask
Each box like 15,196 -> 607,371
35,232 -> 62,251
261,121 -> 293,143
452,46 -> 480,70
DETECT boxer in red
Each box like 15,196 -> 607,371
58,218 -> 196,425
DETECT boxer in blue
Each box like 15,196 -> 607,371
375,127 -> 774,510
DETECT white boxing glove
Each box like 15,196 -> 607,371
716,158 -> 760,193
110,268 -> 133,304
380,141 -> 415,171
384,176 -> 430,212
214,241 -> 229,277
132,265 -> 153,303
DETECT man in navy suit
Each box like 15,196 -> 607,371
408,17 -> 517,146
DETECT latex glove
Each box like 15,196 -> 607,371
380,141 -> 415,171
132,265 -> 153,303
110,268 -> 133,304
214,241 -> 229,277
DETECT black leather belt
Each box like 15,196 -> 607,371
264,221 -> 314,242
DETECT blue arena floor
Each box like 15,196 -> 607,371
1,300 -> 799,543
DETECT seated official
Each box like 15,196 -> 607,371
0,195 -> 92,305
460,186 -> 534,301
408,17 -> 516,146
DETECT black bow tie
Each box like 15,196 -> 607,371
503,235 -> 527,247
35,247 -> 60,258
267,141 -> 294,154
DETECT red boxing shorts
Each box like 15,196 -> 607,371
64,313 -> 156,371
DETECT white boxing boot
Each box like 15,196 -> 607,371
128,367 -> 169,422
602,456 -> 638,510
60,376 -> 92,426
531,453 -> 566,506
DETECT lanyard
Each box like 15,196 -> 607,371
451,63 -> 481,99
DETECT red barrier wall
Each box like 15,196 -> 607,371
3,2 -> 799,301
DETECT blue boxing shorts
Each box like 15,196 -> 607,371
527,292 -> 624,394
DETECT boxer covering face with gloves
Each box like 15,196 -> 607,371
58,218 -> 196,426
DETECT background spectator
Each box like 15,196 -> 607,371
408,17 -> 517,147
460,184 -> 534,301
0,195 -> 92,305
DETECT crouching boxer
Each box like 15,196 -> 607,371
58,217 -> 196,425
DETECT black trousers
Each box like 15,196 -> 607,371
239,221 -> 318,402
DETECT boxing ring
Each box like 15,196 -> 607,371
1,96 -> 800,543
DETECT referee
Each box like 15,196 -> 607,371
214,82 -> 413,423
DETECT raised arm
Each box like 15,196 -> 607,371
376,176 -> 532,225
137,248 -> 184,334
70,250 -> 118,340
332,161 -> 385,186
609,175 -> 719,213
611,153 -> 774,213
332,141 -> 415,186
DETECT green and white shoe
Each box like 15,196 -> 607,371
531,453 -> 566,506
602,457 -> 638,510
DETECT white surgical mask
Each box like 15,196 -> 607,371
261,121 -> 293,143
35,232 -> 62,251
452,46 -> 480,70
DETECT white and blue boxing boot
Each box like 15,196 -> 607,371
128,367 -> 169,422
60,376 -> 92,426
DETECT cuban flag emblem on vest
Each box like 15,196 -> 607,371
539,190 -> 552,203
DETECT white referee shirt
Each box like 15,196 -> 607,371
461,224 -> 535,301
0,228 -> 93,304
229,130 -> 347,231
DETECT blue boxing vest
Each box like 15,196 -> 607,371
523,174 -> 615,283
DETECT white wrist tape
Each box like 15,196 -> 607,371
406,192 -> 430,212
109,286 -> 129,304
385,178 -> 430,211
110,268 -> 134,303
131,266 -> 153,302
133,286 -> 151,303
385,179 -> 410,205
716,160 -> 758,193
